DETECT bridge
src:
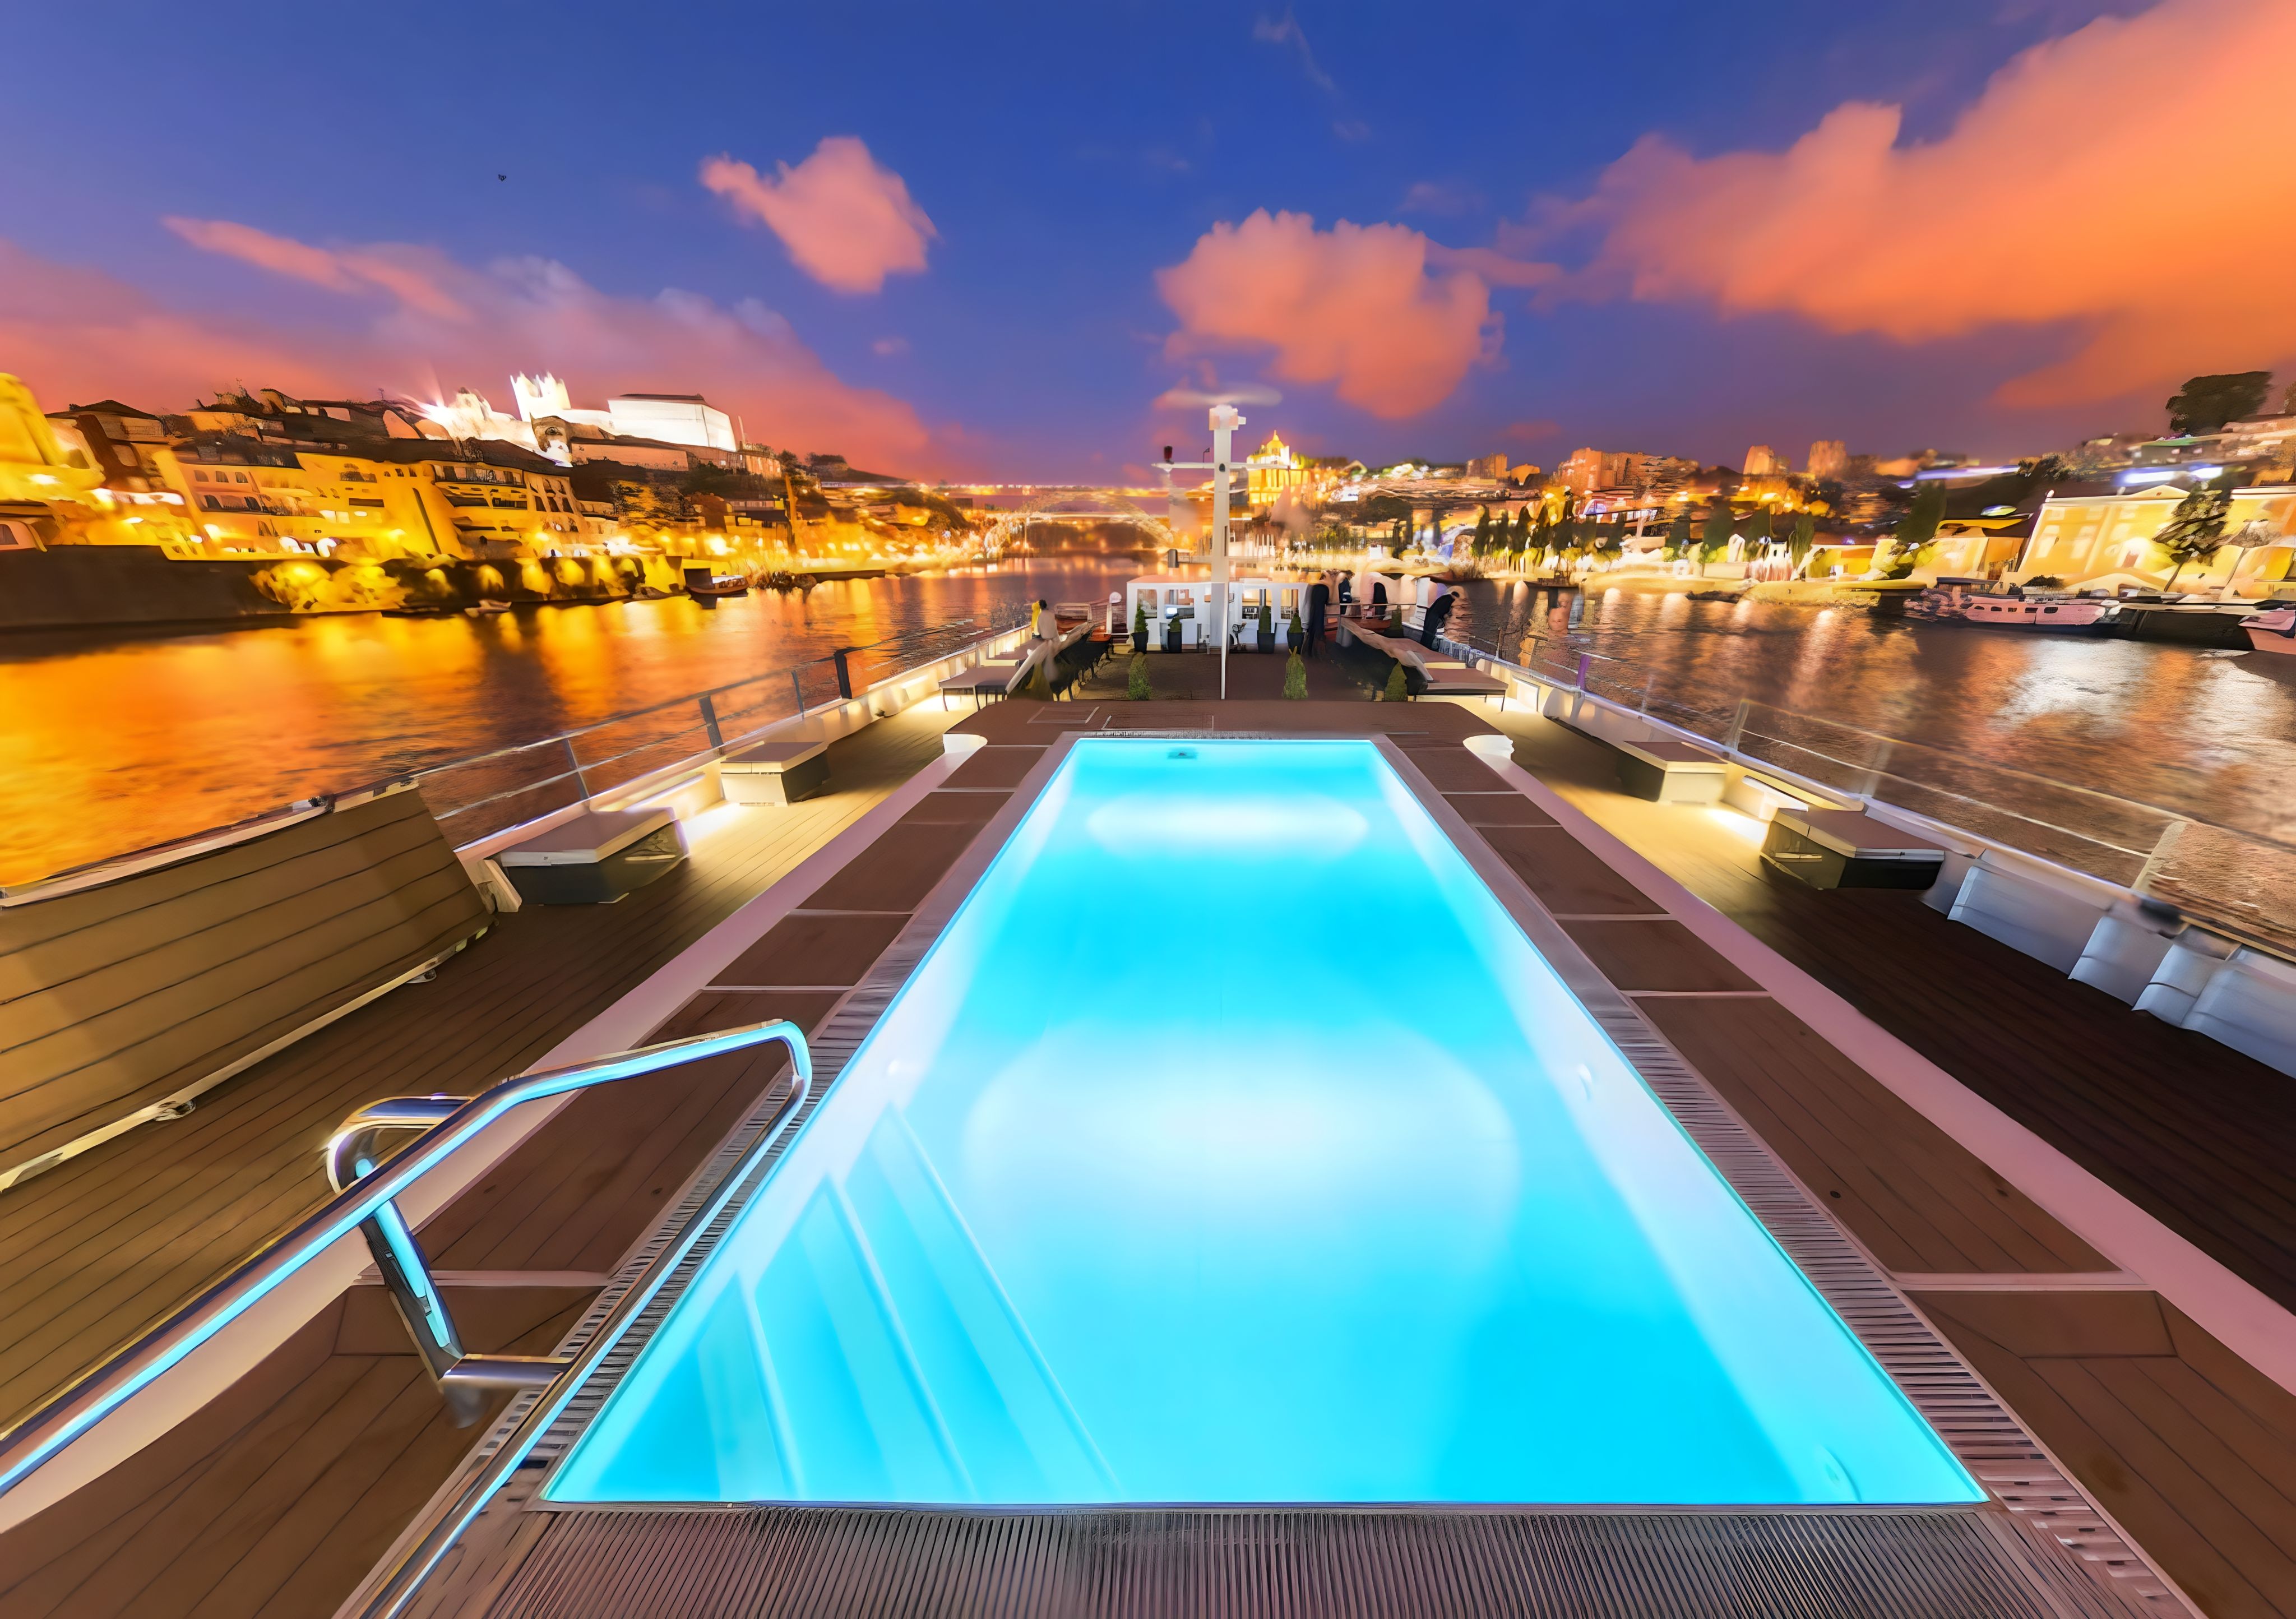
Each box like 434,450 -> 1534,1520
978,488 -> 1184,554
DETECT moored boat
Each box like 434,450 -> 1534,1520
1904,579 -> 2121,634
2243,604 -> 2296,656
682,565 -> 751,598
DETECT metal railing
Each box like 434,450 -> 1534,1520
1446,625 -> 2296,957
0,1018 -> 812,1509
415,608 -> 1030,844
7,609 -> 1030,898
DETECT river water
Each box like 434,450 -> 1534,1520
2,567 -> 2289,888
0,563 -> 1136,885
1446,580 -> 2296,865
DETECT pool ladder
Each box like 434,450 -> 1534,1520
0,1019 -> 813,1501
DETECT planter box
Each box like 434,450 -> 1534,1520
719,739 -> 831,806
497,808 -> 687,904
1763,808 -> 1944,890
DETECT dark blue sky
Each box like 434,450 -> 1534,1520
4,0 -> 2243,480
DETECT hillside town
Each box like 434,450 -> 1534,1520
4,364 -> 2291,632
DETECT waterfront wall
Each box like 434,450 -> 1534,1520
0,544 -> 683,632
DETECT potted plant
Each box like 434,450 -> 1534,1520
1128,651 -> 1150,700
1164,610 -> 1183,653
1284,650 -> 1307,699
1257,599 -> 1274,653
1383,663 -> 1410,703
1131,598 -> 1149,655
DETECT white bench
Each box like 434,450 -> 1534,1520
496,808 -> 687,905
1762,808 -> 1946,890
718,739 -> 830,806
1614,737 -> 1728,806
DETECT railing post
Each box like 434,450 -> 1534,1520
698,692 -> 724,753
2134,818 -> 2188,896
832,647 -> 856,701
1575,653 -> 1591,691
1723,697 -> 1750,756
791,668 -> 807,719
562,737 -> 590,803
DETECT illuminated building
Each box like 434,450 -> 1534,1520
1246,433 -> 1304,508
155,437 -> 586,562
512,374 -> 737,454
1743,445 -> 1783,477
1807,440 -> 1848,480
0,373 -> 197,552
2022,478 -> 2295,591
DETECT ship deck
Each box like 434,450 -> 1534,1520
2,644 -> 2292,1617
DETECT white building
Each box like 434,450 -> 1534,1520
604,394 -> 737,453
510,376 -> 738,454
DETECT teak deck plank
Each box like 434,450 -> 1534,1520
713,911 -> 910,989
1557,918 -> 1760,992
1475,824 -> 1670,917
1918,1290 -> 2296,1619
0,1287 -> 590,1619
1442,790 -> 1556,827
1641,995 -> 2104,1274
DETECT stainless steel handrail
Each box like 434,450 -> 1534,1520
349,1023 -> 826,1617
0,1018 -> 812,1506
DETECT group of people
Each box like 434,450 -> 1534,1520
1290,570 -> 1455,655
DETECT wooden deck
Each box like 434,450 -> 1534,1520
3,687 -> 2292,1616
0,703 -> 961,1434
1490,708 -> 2296,1617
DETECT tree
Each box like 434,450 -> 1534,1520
1698,501 -> 1735,574
1786,511 -> 1816,576
1283,650 -> 1307,699
1511,504 -> 1533,557
2166,372 -> 2271,437
2154,484 -> 2232,589
1127,653 -> 1151,700
1663,510 -> 1693,562
1383,663 -> 1410,702
1471,505 -> 1492,557
1885,482 -> 1946,576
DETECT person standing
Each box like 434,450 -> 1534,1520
1420,581 -> 1457,647
1303,575 -> 1330,658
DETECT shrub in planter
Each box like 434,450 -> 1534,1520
1283,650 -> 1307,699
1383,663 -> 1410,703
1131,599 -> 1149,654
1257,600 -> 1274,651
1127,652 -> 1150,700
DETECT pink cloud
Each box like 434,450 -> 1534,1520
700,137 -> 936,295
164,216 -> 469,320
3,225 -> 948,473
1566,0 -> 2296,406
1156,210 -> 1493,419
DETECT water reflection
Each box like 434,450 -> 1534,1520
0,564 -> 1134,884
1448,581 -> 2294,845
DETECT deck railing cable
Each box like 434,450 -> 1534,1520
1446,624 -> 2296,954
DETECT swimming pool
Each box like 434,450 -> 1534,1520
546,738 -> 1979,1507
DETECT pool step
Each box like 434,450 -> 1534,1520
733,1108 -> 1113,1503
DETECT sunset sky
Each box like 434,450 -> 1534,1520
3,0 -> 2289,480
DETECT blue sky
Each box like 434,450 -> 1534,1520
6,0 -> 2281,480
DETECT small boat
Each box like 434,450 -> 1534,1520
682,566 -> 750,598
1904,580 -> 2121,635
1685,589 -> 1744,603
462,600 -> 513,618
2243,605 -> 2296,656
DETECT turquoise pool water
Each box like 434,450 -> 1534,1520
547,739 -> 1979,1507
